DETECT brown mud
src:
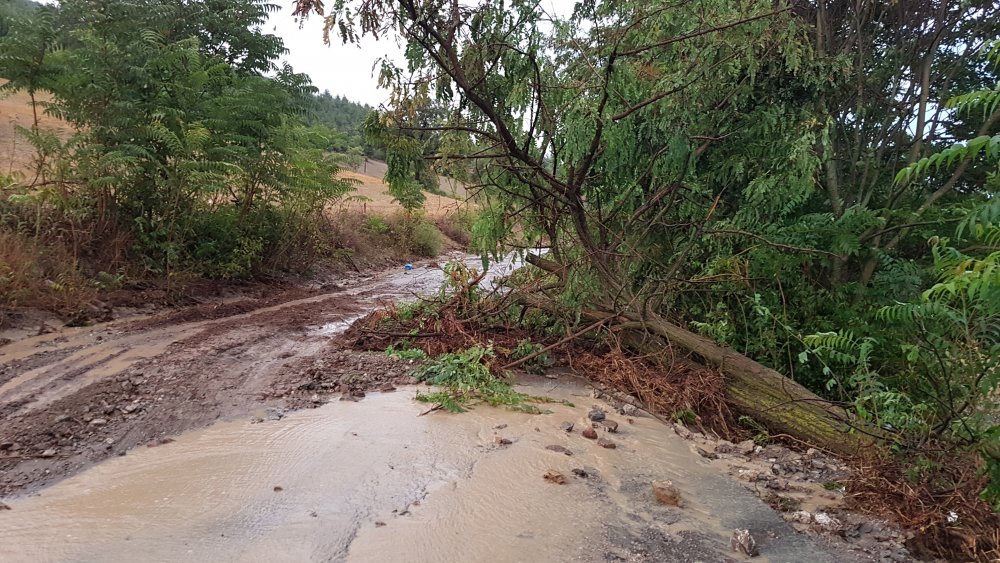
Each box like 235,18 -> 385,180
0,253 -> 913,562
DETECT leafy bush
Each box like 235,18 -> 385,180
414,345 -> 542,413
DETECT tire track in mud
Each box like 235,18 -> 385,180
0,258 -> 456,495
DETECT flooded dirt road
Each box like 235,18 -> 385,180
1,378 -> 855,562
1,253 -> 873,562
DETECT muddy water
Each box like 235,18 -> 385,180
1,253 -> 847,561
0,377 -> 841,563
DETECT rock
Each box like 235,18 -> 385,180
736,439 -> 755,456
765,478 -> 789,491
310,394 -> 322,403
602,420 -> 619,433
54,414 -> 70,423
494,436 -> 512,446
730,529 -> 759,556
588,408 -> 606,422
545,445 -> 573,455
560,421 -> 574,432
89,418 -> 108,426
597,437 -> 616,449
0,502 -> 10,510
571,468 -> 589,478
714,440 -> 736,454
652,480 -> 683,507
619,403 -> 639,416
493,424 -> 508,430
375,521 -> 386,527
582,427 -> 598,440
811,459 -> 827,470
39,448 -> 57,458
123,403 -> 139,414
378,383 -> 396,392
788,511 -> 813,524
0,442 -> 14,451
813,512 -> 841,530
273,485 -> 284,492
696,446 -> 718,459
543,470 -> 567,484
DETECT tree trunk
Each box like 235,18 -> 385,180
521,256 -> 868,456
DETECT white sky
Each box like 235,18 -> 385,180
38,0 -> 574,107
269,6 -> 401,107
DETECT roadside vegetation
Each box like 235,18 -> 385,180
295,0 -> 1000,557
0,0 -> 466,316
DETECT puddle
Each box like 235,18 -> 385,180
0,379 -> 839,562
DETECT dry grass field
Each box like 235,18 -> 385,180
0,87 -> 73,178
1,84 -> 466,218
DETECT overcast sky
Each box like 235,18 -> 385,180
269,7 -> 400,107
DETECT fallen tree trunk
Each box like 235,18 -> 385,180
520,256 -> 868,455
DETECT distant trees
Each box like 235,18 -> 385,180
0,0 -> 356,277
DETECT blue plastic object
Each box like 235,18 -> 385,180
404,263 -> 413,271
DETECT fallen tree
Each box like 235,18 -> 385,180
518,255 -> 866,456
291,0 -> 886,455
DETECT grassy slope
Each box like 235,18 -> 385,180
1,83 -> 467,217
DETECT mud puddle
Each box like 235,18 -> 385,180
0,377 -> 853,562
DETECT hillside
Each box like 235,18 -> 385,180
0,87 -> 72,177
0,85 -> 464,217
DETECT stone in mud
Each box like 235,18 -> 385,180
375,521 -> 386,527
736,439 -> 756,456
587,408 -> 606,422
0,502 -> 9,510
494,424 -> 508,430
378,383 -> 396,392
0,442 -> 14,451
730,529 -> 759,557
273,486 -> 284,492
597,437 -> 616,449
495,436 -> 512,446
582,427 -> 598,440
695,446 -> 718,459
571,468 -> 589,478
619,403 -> 639,416
39,449 -> 56,458
543,470 -> 567,484
560,421 -> 574,432
788,511 -> 813,524
714,440 -> 736,454
545,445 -> 573,455
652,480 -> 683,507
602,420 -> 619,433
89,418 -> 107,426
813,512 -> 841,530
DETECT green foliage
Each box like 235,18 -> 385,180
414,345 -> 542,413
384,343 -> 428,360
0,0 -> 356,278
508,338 -> 551,374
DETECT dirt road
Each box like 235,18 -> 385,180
0,255 -> 903,562
0,254 -> 496,495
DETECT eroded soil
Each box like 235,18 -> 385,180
0,255 -> 473,495
0,254 -> 912,562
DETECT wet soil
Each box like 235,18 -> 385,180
0,255 -> 474,495
0,253 -> 911,562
